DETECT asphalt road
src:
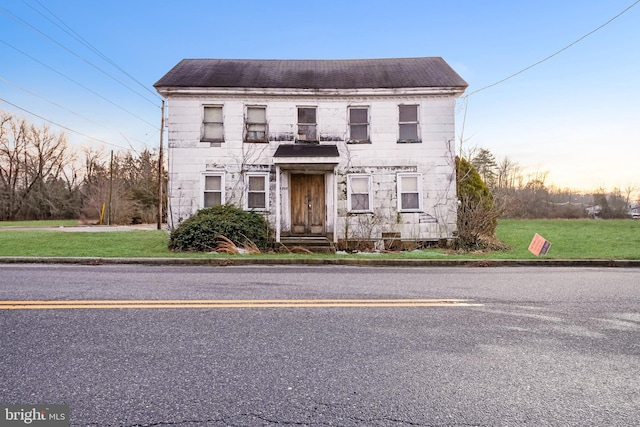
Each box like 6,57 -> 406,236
1,265 -> 639,426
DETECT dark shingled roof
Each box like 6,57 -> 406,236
273,144 -> 340,158
154,58 -> 467,90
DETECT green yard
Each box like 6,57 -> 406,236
0,219 -> 81,228
494,219 -> 640,260
0,219 -> 638,259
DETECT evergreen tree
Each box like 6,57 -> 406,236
470,148 -> 498,187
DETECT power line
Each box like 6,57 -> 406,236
463,0 -> 640,98
0,39 -> 158,130
0,5 -> 159,108
25,0 -> 162,101
0,75 -> 155,147
0,75 -> 107,126
0,96 -> 136,151
0,46 -> 158,131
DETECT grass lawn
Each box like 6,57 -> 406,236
494,219 -> 640,259
0,219 -> 80,228
0,230 -> 172,258
0,219 -> 638,259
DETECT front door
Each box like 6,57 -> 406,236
290,174 -> 325,235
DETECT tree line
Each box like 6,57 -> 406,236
467,148 -> 638,219
2,111 -> 636,223
0,111 -> 164,224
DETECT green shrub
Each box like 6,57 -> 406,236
169,205 -> 270,252
456,156 -> 500,249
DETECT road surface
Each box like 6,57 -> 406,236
1,265 -> 639,426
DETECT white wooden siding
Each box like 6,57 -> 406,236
166,94 -> 458,242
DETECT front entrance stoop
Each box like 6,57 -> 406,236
278,236 -> 336,254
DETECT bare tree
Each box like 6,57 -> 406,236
79,146 -> 165,224
1,111 -> 168,223
623,184 -> 638,207
0,113 -> 28,220
607,187 -> 630,218
0,112 -> 78,220
495,156 -> 520,190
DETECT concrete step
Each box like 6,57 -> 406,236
278,237 -> 336,254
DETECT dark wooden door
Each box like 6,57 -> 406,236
290,174 -> 325,235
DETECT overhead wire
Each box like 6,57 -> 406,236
0,2 -> 162,151
25,0 -> 162,102
0,96 -> 134,151
463,0 -> 640,98
0,5 -> 160,108
0,75 -> 154,148
0,39 -> 158,130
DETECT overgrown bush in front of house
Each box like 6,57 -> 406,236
455,156 -> 503,250
168,205 -> 270,252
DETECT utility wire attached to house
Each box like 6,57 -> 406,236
463,0 -> 640,98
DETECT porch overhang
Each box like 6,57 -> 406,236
273,145 -> 340,243
272,144 -> 339,169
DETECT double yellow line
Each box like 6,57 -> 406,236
0,299 -> 482,310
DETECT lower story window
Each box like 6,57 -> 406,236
348,174 -> 371,212
398,173 -> 422,211
203,174 -> 224,207
246,174 -> 269,210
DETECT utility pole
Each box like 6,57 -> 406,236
108,150 -> 113,226
157,100 -> 165,230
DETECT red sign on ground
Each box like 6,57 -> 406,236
528,233 -> 551,256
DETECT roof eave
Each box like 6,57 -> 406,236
154,86 -> 467,98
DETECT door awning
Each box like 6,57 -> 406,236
273,144 -> 340,167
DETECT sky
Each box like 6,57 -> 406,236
1,0 -> 639,193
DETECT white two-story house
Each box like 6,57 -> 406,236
154,57 -> 467,249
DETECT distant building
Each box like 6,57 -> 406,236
586,205 -> 602,218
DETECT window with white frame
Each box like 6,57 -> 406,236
245,106 -> 268,142
297,107 -> 317,141
397,173 -> 422,211
203,174 -> 224,207
348,107 -> 369,143
202,106 -> 224,142
348,174 -> 372,212
398,105 -> 419,143
246,173 -> 269,210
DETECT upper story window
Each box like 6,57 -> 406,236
297,107 -> 317,142
203,173 -> 224,207
202,106 -> 224,143
397,173 -> 422,211
398,105 -> 420,143
348,107 -> 369,143
245,106 -> 268,143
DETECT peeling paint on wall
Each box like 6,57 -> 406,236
270,133 -> 295,141
319,135 -> 343,142
164,95 -> 459,241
